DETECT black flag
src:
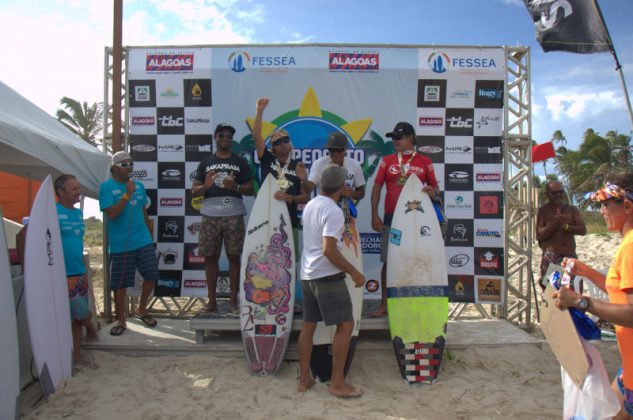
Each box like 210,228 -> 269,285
525,0 -> 613,53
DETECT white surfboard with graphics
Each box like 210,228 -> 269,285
24,176 -> 73,394
386,175 -> 448,383
240,174 -> 295,376
0,208 -> 20,419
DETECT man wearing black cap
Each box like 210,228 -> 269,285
192,123 -> 254,315
305,132 -> 365,205
298,164 -> 364,398
369,122 -> 440,317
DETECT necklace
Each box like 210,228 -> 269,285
397,150 -> 416,185
274,158 -> 291,191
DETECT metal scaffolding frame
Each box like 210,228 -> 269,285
102,45 -> 534,327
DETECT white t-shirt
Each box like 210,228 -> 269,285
300,195 -> 344,280
308,156 -> 366,192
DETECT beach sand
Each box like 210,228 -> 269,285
20,233 -> 624,419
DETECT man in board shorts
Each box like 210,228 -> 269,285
192,123 -> 254,316
297,164 -> 365,398
55,174 -> 98,366
99,152 -> 158,336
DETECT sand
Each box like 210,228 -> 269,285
20,233 -> 624,419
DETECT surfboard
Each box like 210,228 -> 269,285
386,175 -> 448,384
24,175 -> 73,395
310,201 -> 363,382
240,174 -> 295,376
0,207 -> 20,420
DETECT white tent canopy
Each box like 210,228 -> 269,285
0,81 -> 110,198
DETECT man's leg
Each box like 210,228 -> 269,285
205,255 -> 220,311
297,321 -> 317,392
370,263 -> 388,317
227,254 -> 241,310
72,319 -> 83,364
328,321 -> 361,397
113,288 -> 127,327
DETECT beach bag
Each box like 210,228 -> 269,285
561,339 -> 620,420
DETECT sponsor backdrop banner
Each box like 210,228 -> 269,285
127,45 -> 505,304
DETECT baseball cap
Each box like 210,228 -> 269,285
325,132 -> 347,149
270,129 -> 290,144
386,122 -> 415,138
321,164 -> 347,190
111,151 -> 132,166
214,123 -> 236,135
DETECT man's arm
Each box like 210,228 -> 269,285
103,180 -> 135,220
322,236 -> 364,287
253,98 -> 268,160
370,182 -> 383,232
192,170 -> 215,197
567,206 -> 587,236
536,207 -> 560,243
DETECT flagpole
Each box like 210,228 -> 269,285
593,0 -> 633,131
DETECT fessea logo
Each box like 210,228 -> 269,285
228,51 -> 296,73
146,54 -> 194,72
329,52 -> 379,72
428,51 -> 497,73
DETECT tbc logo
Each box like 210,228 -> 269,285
228,51 -> 251,73
428,52 -> 450,73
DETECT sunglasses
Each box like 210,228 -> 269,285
273,136 -> 290,145
217,134 -> 233,140
116,161 -> 133,168
327,148 -> 345,154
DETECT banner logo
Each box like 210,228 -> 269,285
146,53 -> 194,72
428,52 -> 450,73
329,52 -> 379,71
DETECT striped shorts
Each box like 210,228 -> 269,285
109,243 -> 158,290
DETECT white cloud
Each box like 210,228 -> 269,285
544,90 -> 621,121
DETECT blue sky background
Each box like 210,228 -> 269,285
0,0 -> 631,155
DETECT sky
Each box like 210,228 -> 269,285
0,0 -> 631,149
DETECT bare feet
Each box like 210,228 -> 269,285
369,304 -> 387,318
328,383 -> 363,398
297,377 -> 316,393
85,324 -> 99,342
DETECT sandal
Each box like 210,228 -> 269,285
135,313 -> 157,328
109,325 -> 126,336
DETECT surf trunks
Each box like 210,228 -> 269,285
380,213 -> 394,263
301,272 -> 352,326
199,215 -> 245,257
616,368 -> 633,416
67,274 -> 90,320
109,243 -> 159,290
539,250 -> 578,289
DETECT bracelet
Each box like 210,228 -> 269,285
563,223 -> 569,230
122,193 -> 130,201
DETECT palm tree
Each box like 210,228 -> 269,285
356,129 -> 394,181
56,97 -> 103,146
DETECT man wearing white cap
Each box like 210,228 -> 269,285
99,151 -> 158,336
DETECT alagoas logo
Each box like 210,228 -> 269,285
131,116 -> 154,126
146,53 -> 194,72
476,173 -> 501,182
419,117 -> 443,127
329,52 -> 379,71
160,198 -> 183,207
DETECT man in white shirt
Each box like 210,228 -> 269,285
305,132 -> 365,204
298,165 -> 365,398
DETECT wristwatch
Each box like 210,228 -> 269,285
577,295 -> 590,311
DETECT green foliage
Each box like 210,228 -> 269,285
553,129 -> 632,203
581,211 -> 609,236
56,96 -> 103,146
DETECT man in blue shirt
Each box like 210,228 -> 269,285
99,152 -> 158,336
55,174 -> 98,367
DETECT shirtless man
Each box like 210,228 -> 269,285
536,180 -> 586,287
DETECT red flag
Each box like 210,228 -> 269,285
532,141 -> 556,163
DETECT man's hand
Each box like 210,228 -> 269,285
296,162 -> 307,182
341,185 -> 353,198
204,171 -> 216,189
256,97 -> 269,112
126,180 -> 136,195
351,270 -> 365,288
274,191 -> 292,204
552,286 -> 580,310
422,185 -> 435,199
223,171 -> 238,191
371,214 -> 383,232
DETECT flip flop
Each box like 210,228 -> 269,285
135,313 -> 157,328
109,325 -> 126,336
328,387 -> 363,399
